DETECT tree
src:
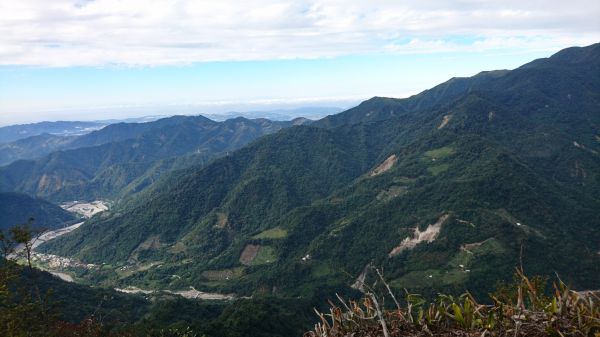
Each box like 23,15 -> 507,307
0,230 -> 15,261
9,218 -> 42,270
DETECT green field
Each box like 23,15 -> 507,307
390,269 -> 469,289
424,146 -> 455,159
250,246 -> 277,265
427,163 -> 450,176
202,267 -> 244,281
252,227 -> 288,239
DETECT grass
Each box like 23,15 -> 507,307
252,227 -> 288,239
393,176 -> 418,184
312,263 -> 334,278
250,246 -> 277,266
391,239 -> 506,289
114,262 -> 161,279
202,267 -> 244,281
168,241 -> 186,254
390,269 -> 469,288
448,238 -> 505,269
423,146 -> 454,176
215,212 -> 228,228
377,185 -> 407,201
424,146 -> 455,159
306,269 -> 600,337
427,163 -> 450,176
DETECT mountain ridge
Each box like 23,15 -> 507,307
39,43 -> 600,297
0,192 -> 76,232
0,116 -> 305,202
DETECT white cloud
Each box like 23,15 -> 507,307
0,0 -> 598,66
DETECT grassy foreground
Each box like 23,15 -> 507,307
305,269 -> 600,337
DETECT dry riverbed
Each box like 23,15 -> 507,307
60,200 -> 108,218
115,286 -> 235,300
25,201 -> 235,300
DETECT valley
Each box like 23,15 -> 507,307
27,200 -> 238,301
31,221 -> 84,250
1,42 -> 599,337
27,45 -> 600,300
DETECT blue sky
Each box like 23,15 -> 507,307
1,1 -> 599,125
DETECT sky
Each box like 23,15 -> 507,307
0,0 -> 599,125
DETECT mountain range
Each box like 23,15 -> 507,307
0,192 -> 75,232
0,121 -> 106,144
35,43 -> 600,299
0,116 -> 310,201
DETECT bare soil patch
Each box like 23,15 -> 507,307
215,212 -> 228,228
369,154 -> 398,177
239,244 -> 260,265
61,200 -> 108,218
438,114 -> 452,129
389,214 -> 449,257
461,238 -> 493,252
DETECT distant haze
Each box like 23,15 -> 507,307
1,1 -> 598,125
0,102 -> 352,127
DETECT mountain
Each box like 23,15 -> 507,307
314,70 -> 509,129
0,115 -> 198,165
0,121 -> 105,144
62,115 -> 197,150
39,43 -> 600,298
0,116 -> 179,146
0,111 -> 318,166
0,116 -> 304,202
0,133 -> 75,166
1,260 -> 317,337
0,192 -> 75,232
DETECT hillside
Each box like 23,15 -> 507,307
0,192 -> 75,232
0,116 -> 302,202
0,259 -> 317,337
314,69 -> 509,129
0,134 -> 75,166
38,44 -> 600,299
0,121 -> 105,144
0,115 -> 219,166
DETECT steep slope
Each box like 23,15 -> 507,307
269,95 -> 599,296
42,124 -> 396,262
314,69 -> 509,129
0,115 -> 207,165
0,192 -> 75,232
42,43 -> 600,296
62,115 -> 200,150
315,44 -> 599,131
0,134 -> 75,166
0,116 -> 295,201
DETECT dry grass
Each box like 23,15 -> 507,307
305,269 -> 600,337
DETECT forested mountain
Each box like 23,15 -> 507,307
62,115 -> 199,150
0,116 -> 303,201
0,121 -> 105,144
0,134 -> 75,166
0,115 -> 219,165
0,192 -> 75,232
41,43 -> 600,299
0,261 -> 316,336
314,69 -> 509,129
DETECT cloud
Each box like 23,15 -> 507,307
0,0 -> 599,66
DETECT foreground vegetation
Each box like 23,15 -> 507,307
2,44 -> 599,336
305,269 -> 600,337
2,224 -> 599,336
